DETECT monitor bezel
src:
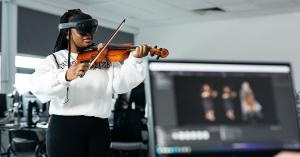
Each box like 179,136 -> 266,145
146,60 -> 300,156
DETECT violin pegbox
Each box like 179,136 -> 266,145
149,46 -> 169,60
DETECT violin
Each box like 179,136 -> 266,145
76,19 -> 169,75
77,43 -> 169,63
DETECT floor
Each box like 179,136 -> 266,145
8,152 -> 36,157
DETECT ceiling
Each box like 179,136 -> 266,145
18,0 -> 300,34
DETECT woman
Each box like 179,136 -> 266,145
30,9 -> 149,157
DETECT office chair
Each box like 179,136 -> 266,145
6,129 -> 46,157
111,102 -> 147,157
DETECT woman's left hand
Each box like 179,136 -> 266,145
131,44 -> 150,58
97,43 -> 104,50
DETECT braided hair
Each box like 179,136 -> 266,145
53,9 -> 89,104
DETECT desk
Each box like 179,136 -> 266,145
0,123 -> 47,157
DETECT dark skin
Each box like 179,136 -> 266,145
66,28 -> 149,81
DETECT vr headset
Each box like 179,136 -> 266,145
58,19 -> 98,35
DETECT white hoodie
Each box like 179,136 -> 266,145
30,49 -> 146,118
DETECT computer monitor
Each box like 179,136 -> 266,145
22,92 -> 49,123
0,93 -> 8,118
146,60 -> 300,156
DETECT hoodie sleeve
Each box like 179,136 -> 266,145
112,53 -> 146,94
30,55 -> 69,103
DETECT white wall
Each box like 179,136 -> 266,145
136,13 -> 300,91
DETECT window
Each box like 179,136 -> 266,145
15,55 -> 43,94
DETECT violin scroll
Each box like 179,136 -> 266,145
149,45 -> 169,60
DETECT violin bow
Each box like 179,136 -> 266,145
88,19 -> 126,70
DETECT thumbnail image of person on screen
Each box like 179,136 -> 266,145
222,85 -> 237,120
240,81 -> 263,122
200,83 -> 218,122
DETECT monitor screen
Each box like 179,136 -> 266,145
147,61 -> 300,156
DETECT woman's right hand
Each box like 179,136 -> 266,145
65,63 -> 89,81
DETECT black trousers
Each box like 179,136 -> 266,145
46,115 -> 111,157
